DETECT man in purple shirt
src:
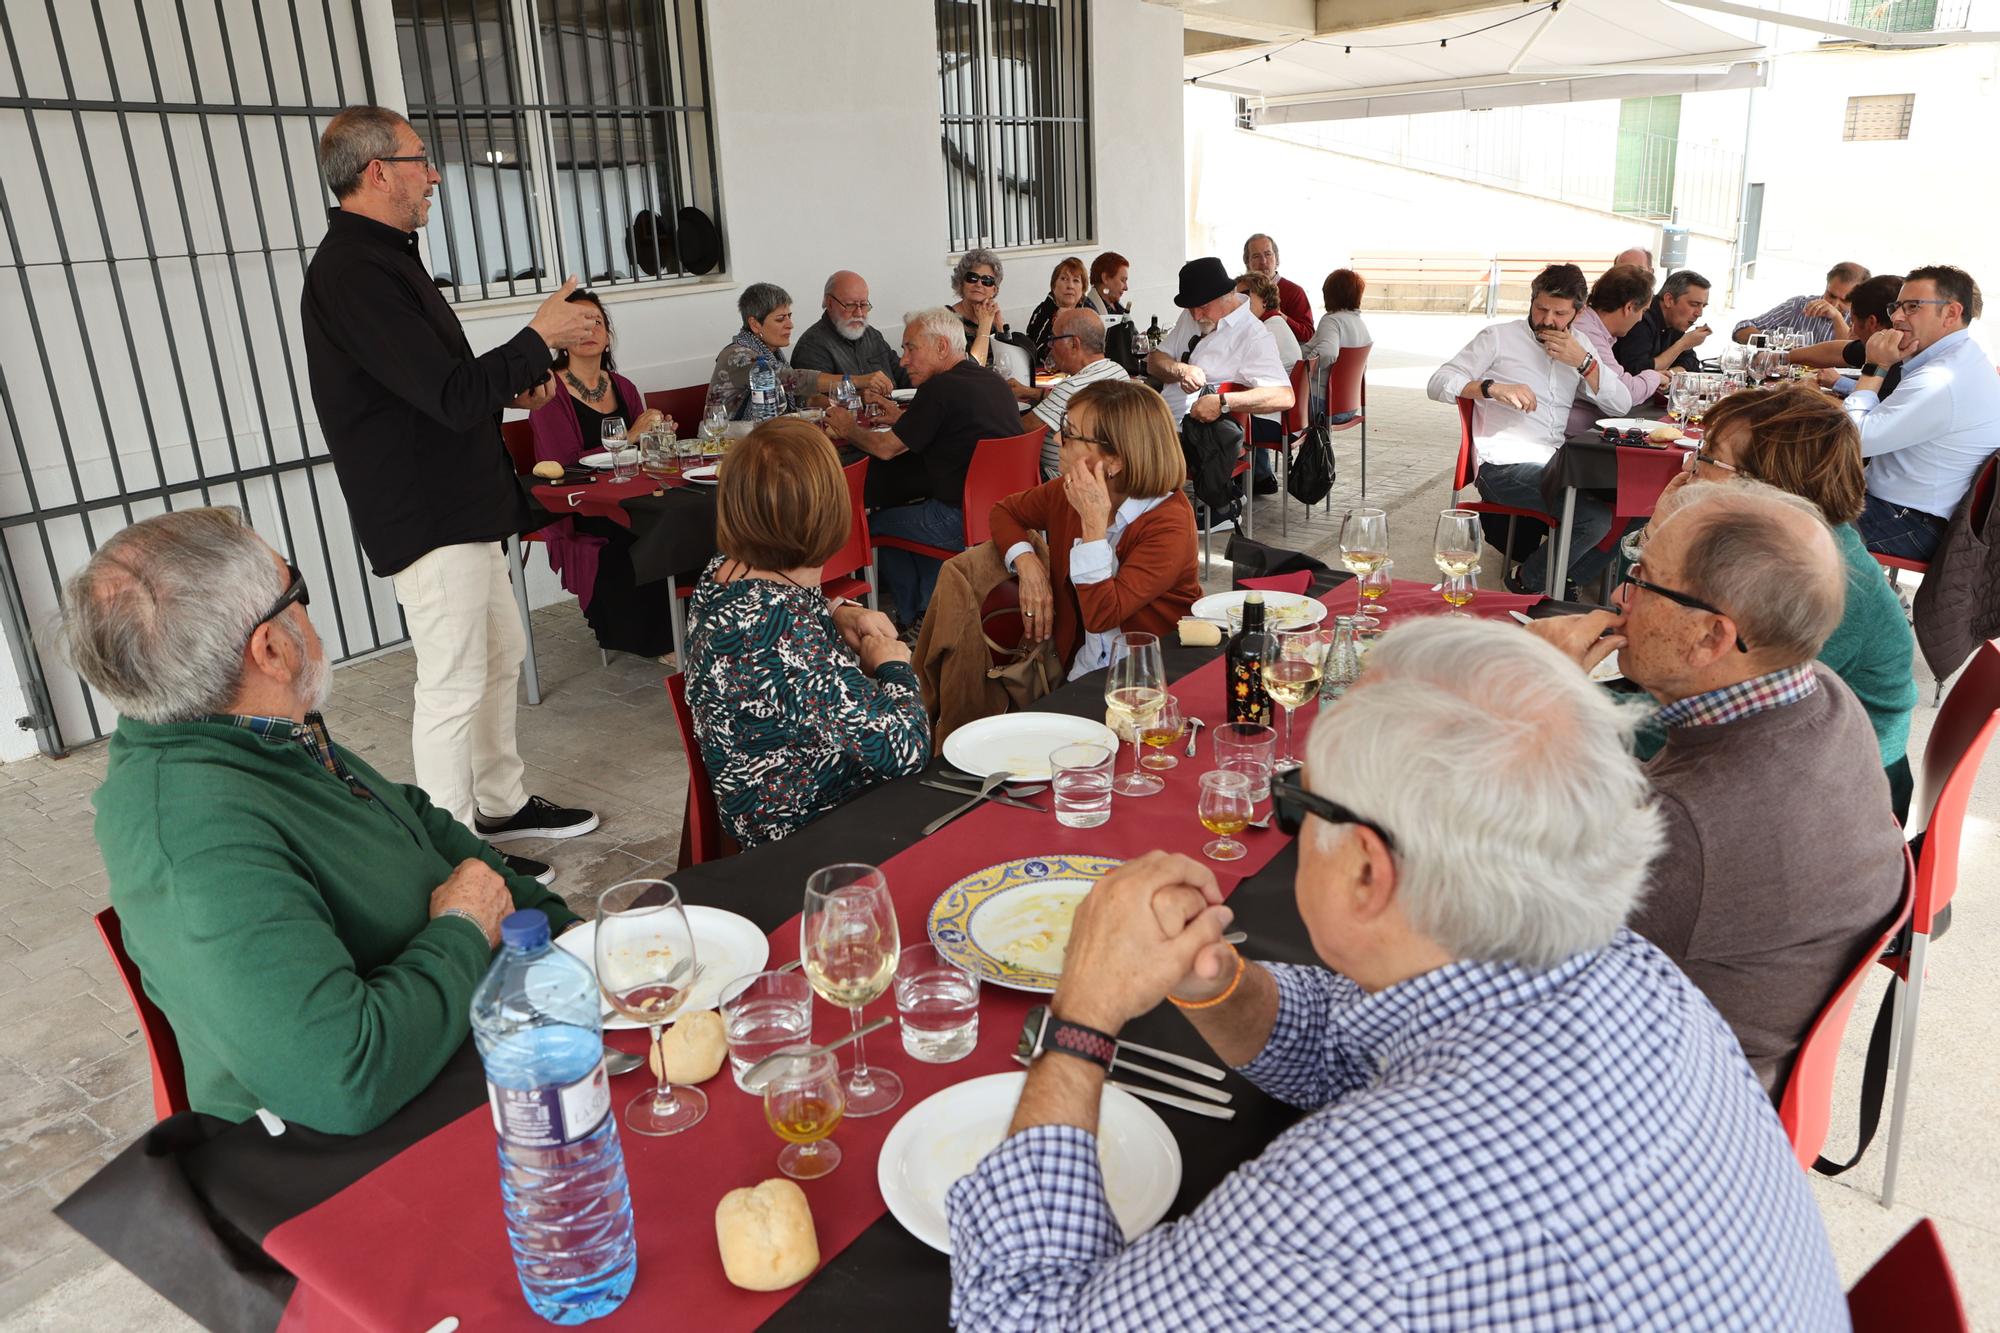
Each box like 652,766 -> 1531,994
1567,264 -> 1668,434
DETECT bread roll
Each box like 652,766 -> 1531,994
1178,617 -> 1223,647
1646,424 -> 1683,445
715,1178 -> 819,1291
648,1009 -> 727,1084
531,459 -> 565,480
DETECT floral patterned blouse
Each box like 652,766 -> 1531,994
705,328 -> 817,421
683,558 -> 931,848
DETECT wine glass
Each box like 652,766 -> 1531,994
760,1046 -> 845,1180
1138,693 -> 1185,771
1434,510 -> 1481,586
1339,508 -> 1389,584
1261,626 -> 1329,770
801,864 -> 902,1117
594,880 -> 707,1136
1198,770 -> 1254,862
1356,560 -> 1392,631
1441,572 -> 1477,616
1103,632 -> 1166,797
699,404 -> 728,458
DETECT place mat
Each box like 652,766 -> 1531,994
261,651 -> 1297,1331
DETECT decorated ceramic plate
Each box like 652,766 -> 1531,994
928,854 -> 1121,993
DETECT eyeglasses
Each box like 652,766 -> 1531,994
962,273 -> 998,287
376,153 -> 433,171
1058,417 -> 1111,448
248,562 -> 310,643
1046,333 -> 1080,347
831,297 -> 873,315
1620,560 -> 1748,653
1681,448 -> 1747,477
1889,299 -> 1953,316
1270,768 -> 1397,852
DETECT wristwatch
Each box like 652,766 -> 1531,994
1217,391 -> 1228,413
1578,353 -> 1598,378
1862,363 -> 1885,378
1017,1004 -> 1117,1071
1479,378 -> 1495,399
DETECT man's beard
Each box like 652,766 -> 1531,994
835,317 -> 868,342
1530,320 -> 1566,335
286,626 -> 333,713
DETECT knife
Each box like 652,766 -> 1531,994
921,771 -> 1010,836
919,780 -> 1047,813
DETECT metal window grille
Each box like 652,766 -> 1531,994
0,0 -> 395,757
394,0 -> 722,302
1843,93 -> 1914,141
937,0 -> 1093,253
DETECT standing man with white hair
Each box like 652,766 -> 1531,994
946,616 -> 1846,1330
790,269 -> 910,394
302,105 -> 601,881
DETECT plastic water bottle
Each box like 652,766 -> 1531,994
836,373 -> 862,418
748,353 -> 782,421
471,911 -> 637,1324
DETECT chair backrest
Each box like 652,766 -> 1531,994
1777,847 -> 1915,1168
1847,1219 -> 1970,1332
1239,572 -> 1312,597
1280,358 -> 1311,435
1325,342 -> 1372,418
93,907 -> 190,1121
1612,446 -> 1690,520
643,384 -> 711,433
663,674 -> 726,867
1452,398 -> 1477,493
962,425 -> 1046,548
989,336 -> 1033,385
1907,640 -> 2000,931
823,458 -> 873,585
501,417 -> 536,475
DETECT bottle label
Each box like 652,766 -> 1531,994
1228,652 -> 1273,726
486,1059 -> 611,1147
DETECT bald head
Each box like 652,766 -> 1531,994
1614,247 -> 1654,274
1053,305 -> 1105,353
823,270 -> 871,340
1653,480 -> 1845,668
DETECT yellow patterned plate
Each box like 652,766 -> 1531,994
927,854 -> 1122,993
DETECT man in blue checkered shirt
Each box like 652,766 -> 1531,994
1732,261 -> 1871,345
947,617 -> 1846,1331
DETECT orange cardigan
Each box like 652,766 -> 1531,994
988,482 -> 1201,671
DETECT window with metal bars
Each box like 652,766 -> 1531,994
937,0 -> 1094,253
1842,93 -> 1914,142
392,0 -> 722,303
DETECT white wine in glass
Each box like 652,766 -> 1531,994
1104,632 -> 1167,797
802,864 -> 902,1117
1261,626 -> 1330,769
595,880 -> 706,1136
1340,508 -> 1390,583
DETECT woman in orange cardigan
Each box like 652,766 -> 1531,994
989,379 -> 1201,679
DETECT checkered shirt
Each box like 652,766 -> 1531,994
946,931 -> 1847,1331
202,711 -> 373,801
1731,293 -> 1838,344
1652,663 -> 1819,732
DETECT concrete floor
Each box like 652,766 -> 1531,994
2,312 -> 1993,1327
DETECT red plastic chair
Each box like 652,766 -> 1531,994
1777,848 -> 1914,1169
642,384 -> 711,434
1874,640 -> 2000,1205
822,459 -> 877,609
1872,453 -> 1997,576
93,907 -> 189,1121
1250,359 -> 1316,538
1324,342 -> 1373,503
664,673 -> 732,868
1239,572 -> 1312,597
1848,1219 -> 1969,1332
1452,398 -> 1554,577
869,425 -> 1045,563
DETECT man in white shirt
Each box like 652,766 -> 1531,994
1025,307 -> 1130,478
1426,263 -> 1633,593
1845,265 -> 2000,560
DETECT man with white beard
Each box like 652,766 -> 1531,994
792,269 -> 912,394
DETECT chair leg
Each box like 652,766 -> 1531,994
666,575 -> 688,675
1359,416 -> 1368,499
865,558 -> 880,612
509,539 -> 542,707
1240,463 -> 1254,539
1880,933 -> 1928,1209
600,649 -> 609,668
1279,445 -> 1290,537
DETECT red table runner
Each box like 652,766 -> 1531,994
532,471 -> 698,527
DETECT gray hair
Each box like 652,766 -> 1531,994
318,105 -> 407,200
1307,616 -> 1663,970
902,307 -> 965,353
738,282 -> 791,325
56,508 -> 291,724
1053,305 -> 1105,354
1661,270 -> 1710,299
950,248 -> 1004,295
1656,479 -> 1845,665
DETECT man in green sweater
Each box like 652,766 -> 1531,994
63,508 -> 579,1135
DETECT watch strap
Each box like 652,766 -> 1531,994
1021,1004 -> 1117,1070
1479,378 -> 1494,399
1863,362 -> 1884,378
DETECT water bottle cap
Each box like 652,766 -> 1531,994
500,910 -> 551,950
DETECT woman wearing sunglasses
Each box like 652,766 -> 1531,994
1658,384 -> 1917,816
948,248 -> 1016,371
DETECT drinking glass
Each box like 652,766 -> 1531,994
1198,770 -> 1254,862
699,405 -> 728,458
1103,632 -> 1166,797
1138,694 -> 1185,771
720,970 -> 814,1093
1441,572 -> 1477,615
641,425 -> 678,479
600,417 -> 628,453
1356,560 -> 1392,631
1049,741 -> 1115,828
594,880 -> 707,1136
1213,722 -> 1276,825
893,944 -> 979,1063
801,864 -> 901,1116
610,441 -> 641,483
1433,510 -> 1482,585
760,1046 -> 844,1180
1321,616 -> 1361,702
1339,508 -> 1389,582
1262,626 -> 1329,770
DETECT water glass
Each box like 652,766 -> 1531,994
1213,723 -> 1276,824
1049,741 -> 1115,828
720,970 -> 814,1093
1321,616 -> 1361,702
610,442 -> 641,482
641,425 -> 678,478
893,944 -> 979,1063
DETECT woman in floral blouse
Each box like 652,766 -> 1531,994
705,283 -> 892,421
683,420 -> 930,848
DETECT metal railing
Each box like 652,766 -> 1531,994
1832,0 -> 1970,34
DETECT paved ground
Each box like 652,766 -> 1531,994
3,313 -> 1994,1327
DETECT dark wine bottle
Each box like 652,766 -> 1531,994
1225,593 -> 1273,726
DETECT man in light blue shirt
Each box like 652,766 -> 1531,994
1845,265 -> 2000,560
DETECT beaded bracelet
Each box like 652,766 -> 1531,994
1169,951 -> 1246,1011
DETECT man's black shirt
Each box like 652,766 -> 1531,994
1613,299 -> 1701,380
301,209 -> 551,576
865,358 -> 1022,510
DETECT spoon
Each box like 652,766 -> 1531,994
740,1014 -> 897,1090
1183,716 -> 1206,758
603,1046 -> 645,1076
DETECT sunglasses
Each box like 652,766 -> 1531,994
1620,560 -> 1748,653
963,273 -> 998,287
248,562 -> 310,644
1270,767 -> 1398,852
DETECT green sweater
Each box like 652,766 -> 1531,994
92,716 -> 578,1134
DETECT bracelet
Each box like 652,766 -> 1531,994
1169,951 -> 1247,1011
439,907 -> 488,938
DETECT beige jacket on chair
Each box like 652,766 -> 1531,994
915,537 -> 1050,746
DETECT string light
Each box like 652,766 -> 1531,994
1188,0 -> 1562,85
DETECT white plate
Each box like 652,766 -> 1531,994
577,450 -> 617,469
1589,648 -> 1623,684
682,464 -> 720,483
1595,418 -> 1684,440
555,907 -> 769,1030
788,408 -> 827,423
928,854 -> 1122,993
877,1072 -> 1181,1253
941,713 -> 1119,782
1188,589 -> 1327,630
889,388 -> 917,403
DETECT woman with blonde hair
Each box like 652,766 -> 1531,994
989,380 -> 1201,679
683,420 -> 929,847
1026,256 -> 1089,360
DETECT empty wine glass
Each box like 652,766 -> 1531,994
1198,770 -> 1254,862
1339,508 -> 1389,582
595,880 -> 706,1136
801,864 -> 902,1117
1104,632 -> 1166,797
760,1046 -> 845,1180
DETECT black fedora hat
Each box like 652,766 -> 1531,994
1174,257 -> 1234,308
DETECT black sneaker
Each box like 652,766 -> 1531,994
503,853 -> 556,887
1253,475 -> 1279,496
477,795 -> 600,843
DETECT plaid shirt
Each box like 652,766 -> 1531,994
202,711 -> 374,801
1652,663 -> 1819,732
1731,293 -> 1838,344
946,933 -> 1846,1330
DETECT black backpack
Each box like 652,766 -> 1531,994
1179,413 -> 1244,513
1287,416 -> 1336,506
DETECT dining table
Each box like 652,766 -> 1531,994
1540,411 -> 1696,599
56,573 -> 1548,1333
